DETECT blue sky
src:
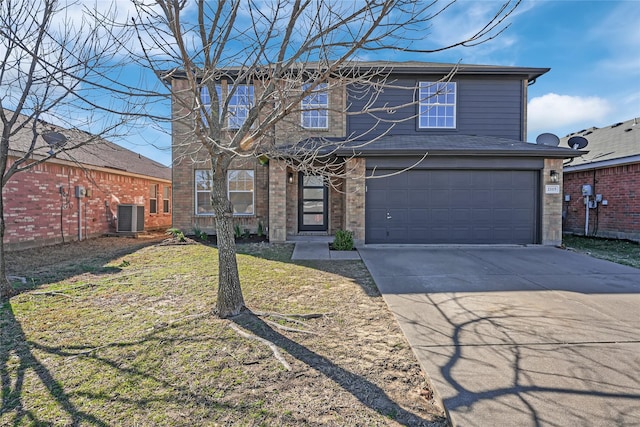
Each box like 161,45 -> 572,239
112,0 -> 639,166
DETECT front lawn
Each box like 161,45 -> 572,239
1,237 -> 446,426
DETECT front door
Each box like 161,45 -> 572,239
298,174 -> 328,232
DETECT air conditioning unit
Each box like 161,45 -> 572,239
117,205 -> 145,232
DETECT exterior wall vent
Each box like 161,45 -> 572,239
117,204 -> 145,232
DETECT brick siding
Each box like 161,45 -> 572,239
563,163 -> 640,242
541,158 -> 564,245
3,158 -> 172,251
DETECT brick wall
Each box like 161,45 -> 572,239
345,158 -> 365,243
274,80 -> 346,143
541,158 -> 564,246
563,163 -> 640,242
3,158 -> 172,251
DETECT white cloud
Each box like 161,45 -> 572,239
528,93 -> 612,135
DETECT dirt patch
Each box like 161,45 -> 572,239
2,235 -> 449,426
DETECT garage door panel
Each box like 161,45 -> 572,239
452,208 -> 472,221
473,208 -> 493,222
387,190 -> 408,205
366,168 -> 539,244
431,190 -> 450,206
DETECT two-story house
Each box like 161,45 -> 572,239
169,61 -> 581,246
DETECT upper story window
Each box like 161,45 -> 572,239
195,169 -> 255,216
149,184 -> 158,214
301,83 -> 328,129
201,84 -> 254,129
418,81 -> 456,129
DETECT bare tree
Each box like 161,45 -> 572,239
128,0 -> 520,317
0,0 -> 137,300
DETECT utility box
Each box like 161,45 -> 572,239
117,205 -> 145,232
75,185 -> 86,198
581,184 -> 593,197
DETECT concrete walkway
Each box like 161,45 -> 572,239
290,237 -> 361,260
358,245 -> 640,427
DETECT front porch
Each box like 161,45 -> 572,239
268,159 -> 365,244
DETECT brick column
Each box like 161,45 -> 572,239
541,158 -> 563,246
269,160 -> 287,242
345,158 -> 365,245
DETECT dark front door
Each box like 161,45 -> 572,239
298,174 -> 328,232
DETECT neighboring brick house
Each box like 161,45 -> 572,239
169,61 -> 581,246
562,117 -> 640,242
4,114 -> 172,250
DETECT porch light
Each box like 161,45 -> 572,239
288,172 -> 294,184
550,170 -> 559,183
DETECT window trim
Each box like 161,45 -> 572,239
418,81 -> 457,129
149,184 -> 158,214
194,169 -> 255,216
301,83 -> 329,129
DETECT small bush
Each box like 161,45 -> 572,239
166,228 -> 186,242
193,226 -> 208,241
332,229 -> 354,251
234,224 -> 243,239
257,222 -> 264,237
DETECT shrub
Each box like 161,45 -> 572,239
332,229 -> 354,251
192,226 -> 208,241
166,228 -> 186,242
234,224 -> 243,239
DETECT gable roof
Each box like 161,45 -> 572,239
6,112 -> 171,181
562,117 -> 640,171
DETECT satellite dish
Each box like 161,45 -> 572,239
41,131 -> 67,156
42,131 -> 67,147
536,133 -> 560,146
568,136 -> 589,149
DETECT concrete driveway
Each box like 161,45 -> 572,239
358,246 -> 640,426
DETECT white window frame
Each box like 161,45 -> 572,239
227,170 -> 254,216
301,83 -> 329,129
418,81 -> 457,129
201,84 -> 254,129
195,170 -> 214,215
194,169 -> 255,216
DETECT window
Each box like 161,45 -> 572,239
228,170 -> 254,215
195,169 -> 255,216
418,81 -> 456,129
163,185 -> 170,213
195,170 -> 214,215
149,184 -> 158,214
201,84 -> 254,129
301,83 -> 328,129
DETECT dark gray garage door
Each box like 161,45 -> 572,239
365,169 -> 539,244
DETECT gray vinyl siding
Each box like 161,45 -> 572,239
347,76 -> 525,141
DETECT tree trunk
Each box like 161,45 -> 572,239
0,193 -> 15,301
211,161 -> 245,318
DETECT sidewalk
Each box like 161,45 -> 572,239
290,238 -> 361,261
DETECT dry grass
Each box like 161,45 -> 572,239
1,235 -> 448,426
563,235 -> 640,269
